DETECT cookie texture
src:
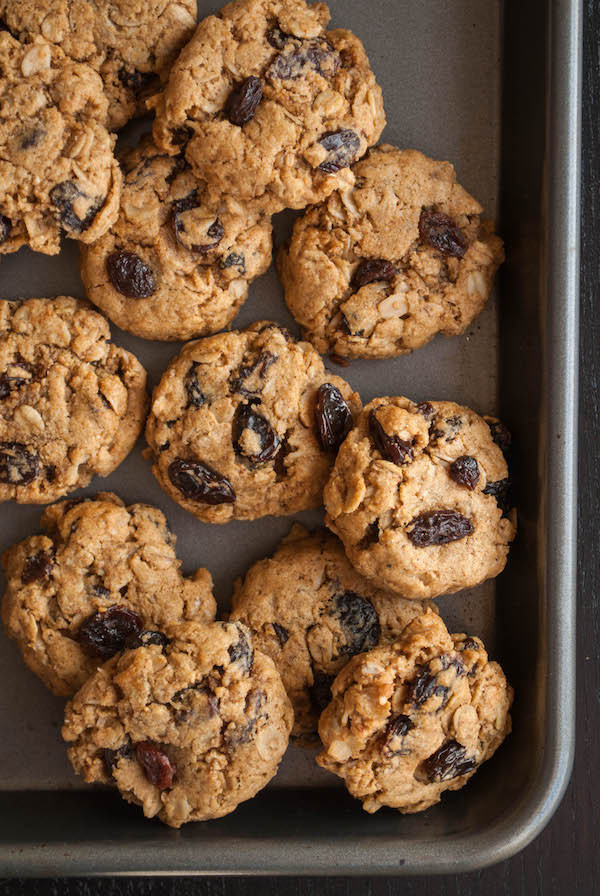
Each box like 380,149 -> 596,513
0,33 -> 121,255
317,610 -> 513,813
0,297 -> 147,503
278,146 -> 504,359
63,620 -> 293,826
230,524 -> 437,743
150,0 -> 385,213
324,397 -> 516,598
0,0 -> 197,130
80,136 -> 273,342
145,322 -> 361,523
2,492 -> 216,696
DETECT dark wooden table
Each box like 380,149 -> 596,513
1,2 -> 598,894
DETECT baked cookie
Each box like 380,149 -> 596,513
230,524 -> 437,743
63,620 -> 293,826
0,33 -> 121,256
80,136 -> 273,342
317,610 -> 513,813
149,0 -> 385,213
144,322 -> 361,523
324,397 -> 516,598
0,0 -> 197,130
0,297 -> 147,503
2,492 -> 216,696
278,146 -> 504,359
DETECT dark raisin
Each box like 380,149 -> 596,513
50,181 -> 100,234
225,76 -> 263,126
20,126 -> 45,149
168,458 -> 236,505
358,520 -> 380,549
460,637 -> 480,651
228,626 -> 254,673
0,371 -> 28,398
383,714 -> 414,756
106,251 -> 156,298
369,410 -> 413,465
333,591 -> 379,656
0,442 -> 41,485
416,401 -> 434,420
229,351 -> 277,396
232,402 -> 279,465
171,192 -> 224,254
351,259 -> 397,290
407,510 -> 474,547
267,27 -> 290,49
78,605 -> 143,659
410,666 -> 450,708
442,416 -> 463,441
225,688 -> 266,746
93,584 -> 110,598
131,630 -> 170,650
103,741 -> 133,776
117,67 -> 156,93
184,363 -> 206,408
0,214 -> 11,244
418,207 -> 466,258
22,551 -> 53,584
273,436 -> 292,479
487,419 -> 512,453
449,455 -> 480,490
318,129 -> 361,173
45,465 -> 56,482
220,252 -> 246,274
314,383 -> 353,452
272,622 -> 289,645
309,671 -> 335,712
482,478 -> 513,516
423,739 -> 478,782
267,37 -> 340,80
135,742 -> 175,789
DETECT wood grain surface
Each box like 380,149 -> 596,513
1,1 -> 598,893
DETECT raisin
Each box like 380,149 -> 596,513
106,251 -> 156,298
225,688 -> 266,746
314,383 -> 353,452
410,666 -> 450,708
383,714 -> 414,756
228,625 -> 254,673
482,478 -> 513,516
0,442 -> 41,485
168,458 -> 236,505
184,363 -> 206,408
78,606 -> 143,659
273,436 -> 292,479
423,739 -> 478,782
220,252 -> 246,274
460,637 -> 480,651
358,520 -> 380,549
267,27 -> 290,49
225,76 -> 262,125
232,402 -> 279,465
487,419 -> 512,453
333,591 -> 379,656
272,622 -> 289,645
0,214 -> 11,243
0,370 -> 29,399
417,401 -> 434,420
20,127 -> 45,149
351,258 -> 397,290
229,351 -> 277,396
407,510 -> 474,547
369,409 -> 413,465
132,631 -> 170,650
449,455 -> 480,490
22,551 -> 53,584
267,37 -> 340,80
171,192 -> 224,254
418,207 -> 466,258
309,671 -> 335,712
135,742 -> 175,789
318,130 -> 360,173
50,181 -> 100,234
93,584 -> 110,597
103,741 -> 133,776
117,68 -> 156,93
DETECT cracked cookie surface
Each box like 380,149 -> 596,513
63,620 -> 293,826
144,322 -> 361,523
0,33 -> 121,255
80,136 -> 273,342
0,297 -> 147,503
2,492 -> 216,695
278,146 -> 504,359
324,397 -> 516,598
230,524 -> 437,743
317,610 -> 513,813
0,0 -> 197,130
149,0 -> 385,213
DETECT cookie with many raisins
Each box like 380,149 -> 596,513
0,298 -> 147,504
317,610 -> 513,814
149,0 -> 385,213
144,322 -> 361,523
2,493 -> 216,695
230,524 -> 437,744
324,397 -> 516,598
63,620 -> 293,827
278,146 -> 504,359
80,136 -> 272,342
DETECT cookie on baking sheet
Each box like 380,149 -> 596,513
80,136 -> 273,342
317,610 -> 513,814
144,322 -> 362,523
63,620 -> 293,827
2,492 -> 216,696
230,524 -> 437,743
149,0 -> 385,213
0,297 -> 147,503
278,146 -> 504,359
0,33 -> 121,255
0,0 -> 197,130
324,397 -> 516,599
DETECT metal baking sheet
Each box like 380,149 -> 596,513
0,0 -> 579,875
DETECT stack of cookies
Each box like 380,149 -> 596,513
0,0 -> 515,829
